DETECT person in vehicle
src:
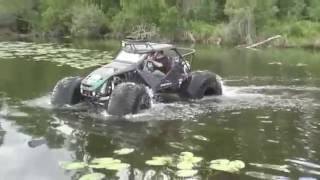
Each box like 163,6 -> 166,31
154,51 -> 172,74
144,51 -> 172,79
146,51 -> 171,74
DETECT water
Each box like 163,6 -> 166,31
1,40 -> 320,179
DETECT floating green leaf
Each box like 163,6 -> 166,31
145,160 -> 167,166
79,173 -> 106,180
91,157 -> 119,164
210,163 -> 238,173
176,169 -> 198,177
0,41 -> 113,69
113,148 -> 135,155
145,156 -> 173,166
59,161 -> 87,170
209,159 -> 245,173
89,157 -> 129,171
230,160 -> 246,169
177,161 -> 194,170
179,152 -> 203,164
103,163 -> 130,171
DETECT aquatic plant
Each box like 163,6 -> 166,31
79,173 -> 105,180
59,157 -> 130,179
209,159 -> 245,173
113,148 -> 135,155
0,42 -> 113,69
145,152 -> 203,178
145,156 -> 173,166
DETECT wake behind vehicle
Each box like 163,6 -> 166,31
51,40 -> 223,115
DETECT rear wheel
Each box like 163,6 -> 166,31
51,76 -> 83,106
107,82 -> 151,116
179,71 -> 222,99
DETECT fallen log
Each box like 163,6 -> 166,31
246,35 -> 282,49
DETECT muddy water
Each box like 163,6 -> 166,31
1,40 -> 320,179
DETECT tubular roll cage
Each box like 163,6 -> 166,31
121,39 -> 196,67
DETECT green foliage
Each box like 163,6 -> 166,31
1,0 -> 320,45
191,0 -> 218,22
277,0 -> 307,20
159,6 -> 179,33
70,3 -> 107,38
40,0 -> 75,33
189,21 -> 220,41
307,0 -> 320,21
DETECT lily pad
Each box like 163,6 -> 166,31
177,161 -> 194,170
145,156 -> 173,166
146,160 -> 168,166
0,41 -> 113,69
176,169 -> 198,177
179,152 -> 203,164
79,173 -> 106,180
90,162 -> 129,171
59,161 -> 87,170
209,159 -> 245,173
91,157 -> 119,164
153,156 -> 173,163
230,160 -> 246,169
89,157 -> 129,171
103,163 -> 130,170
210,163 -> 238,173
113,148 -> 135,155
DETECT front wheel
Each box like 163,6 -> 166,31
107,82 -> 151,116
179,71 -> 222,99
51,76 -> 83,106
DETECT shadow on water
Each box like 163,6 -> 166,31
1,41 -> 320,179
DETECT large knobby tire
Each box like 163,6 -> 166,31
107,82 -> 151,116
179,71 -> 222,99
51,76 -> 83,106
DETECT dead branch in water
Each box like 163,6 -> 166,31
246,35 -> 282,50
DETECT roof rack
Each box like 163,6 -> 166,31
121,39 -> 154,51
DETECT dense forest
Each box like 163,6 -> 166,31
1,0 -> 320,46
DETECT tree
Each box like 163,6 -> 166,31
224,0 -> 257,44
276,0 -> 307,20
306,0 -> 320,21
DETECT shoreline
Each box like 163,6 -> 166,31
1,28 -> 320,50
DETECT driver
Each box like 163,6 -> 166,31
150,51 -> 171,74
144,51 -> 166,78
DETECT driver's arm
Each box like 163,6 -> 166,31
149,59 -> 163,67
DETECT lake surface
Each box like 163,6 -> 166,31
1,39 -> 320,179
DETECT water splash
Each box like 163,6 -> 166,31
0,93 -> 9,117
22,94 -> 53,109
19,82 -> 320,122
